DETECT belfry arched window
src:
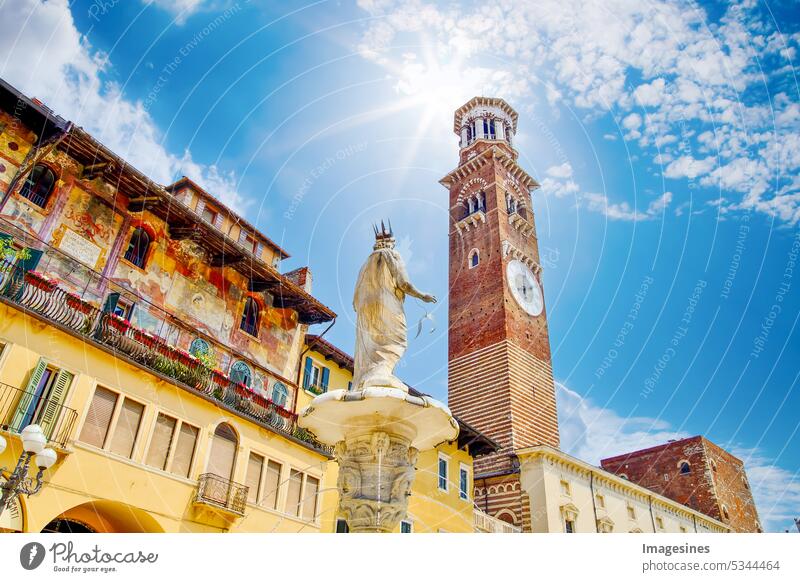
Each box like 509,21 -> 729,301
679,460 -> 691,475
240,297 -> 260,336
469,249 -> 479,269
19,164 -> 56,208
123,227 -> 151,268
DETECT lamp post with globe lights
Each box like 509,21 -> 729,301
0,424 -> 58,519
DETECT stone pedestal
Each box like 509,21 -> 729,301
299,386 -> 458,533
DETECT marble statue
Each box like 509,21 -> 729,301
351,221 -> 436,391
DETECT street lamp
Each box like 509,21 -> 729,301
0,425 -> 58,519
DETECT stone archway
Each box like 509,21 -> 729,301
40,500 -> 164,533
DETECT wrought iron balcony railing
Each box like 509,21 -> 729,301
0,381 -> 78,449
0,256 -> 332,456
195,473 -> 248,516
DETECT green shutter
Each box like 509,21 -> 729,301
102,292 -> 120,313
9,358 -> 47,431
303,357 -> 313,389
38,369 -> 73,441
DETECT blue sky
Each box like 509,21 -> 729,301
1,0 -> 798,531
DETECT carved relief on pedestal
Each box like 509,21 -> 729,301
335,431 -> 419,533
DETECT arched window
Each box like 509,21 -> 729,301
123,227 -> 151,268
465,123 -> 473,144
477,191 -> 485,212
679,461 -> 691,475
19,164 -> 56,208
240,297 -> 260,336
469,249 -> 479,269
229,360 -> 252,387
208,423 -> 237,482
272,382 -> 288,407
189,338 -> 210,358
488,118 -> 497,139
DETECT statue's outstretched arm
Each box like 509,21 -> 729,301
388,250 -> 436,304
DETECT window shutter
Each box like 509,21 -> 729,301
208,426 -> 237,480
37,369 -> 74,440
255,242 -> 264,258
109,398 -> 144,458
302,475 -> 319,520
263,460 -> 282,509
195,199 -> 206,216
238,228 -> 249,245
79,387 -> 118,448
10,358 -> 47,431
146,413 -> 177,470
285,470 -> 303,516
101,292 -> 120,314
320,367 -> 330,391
171,423 -> 198,478
303,357 -> 313,389
181,190 -> 192,206
245,453 -> 264,504
213,212 -> 224,229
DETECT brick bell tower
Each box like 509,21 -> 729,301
442,97 -> 559,530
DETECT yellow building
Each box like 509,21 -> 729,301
0,78 -> 498,534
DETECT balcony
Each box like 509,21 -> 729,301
0,256 -> 332,457
0,381 -> 78,449
474,508 -> 522,533
194,473 -> 248,517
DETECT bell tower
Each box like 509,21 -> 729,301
442,97 -> 559,528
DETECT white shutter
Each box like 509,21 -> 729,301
263,460 -> 282,509
285,469 -> 303,516
213,212 -> 224,229
146,413 -> 176,470
245,453 -> 264,503
171,423 -> 198,478
302,475 -> 319,520
255,242 -> 264,259
238,228 -> 249,244
109,398 -> 144,458
79,387 -> 118,448
195,198 -> 206,216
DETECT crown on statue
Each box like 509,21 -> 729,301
373,220 -> 394,242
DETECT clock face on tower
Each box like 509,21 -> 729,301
506,259 -> 543,316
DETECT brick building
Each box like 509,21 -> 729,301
601,436 -> 762,532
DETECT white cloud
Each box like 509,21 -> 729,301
582,191 -> 672,221
0,0 -> 244,210
356,0 -> 800,224
557,383 -> 799,532
546,162 -> 573,179
145,0 -> 205,24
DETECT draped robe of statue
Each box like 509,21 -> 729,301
352,246 -> 414,391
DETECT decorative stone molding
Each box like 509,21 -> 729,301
335,431 -> 419,533
597,515 -> 615,533
508,212 -> 535,237
501,240 -> 542,273
455,210 -> 486,234
560,502 -> 580,522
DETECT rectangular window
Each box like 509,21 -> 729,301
302,475 -> 319,521
171,422 -> 198,478
656,516 -> 664,530
459,465 -> 469,500
680,526 -> 688,533
335,519 -> 349,533
627,505 -> 636,520
595,494 -> 605,509
109,397 -> 145,458
263,460 -> 282,510
200,206 -> 217,225
565,519 -> 575,533
246,453 -> 264,504
285,469 -> 303,516
560,480 -> 571,496
79,386 -> 118,448
146,413 -> 177,470
400,520 -> 412,533
438,454 -> 449,491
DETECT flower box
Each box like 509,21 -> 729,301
107,314 -> 131,334
132,328 -> 157,348
65,293 -> 94,315
24,270 -> 57,292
